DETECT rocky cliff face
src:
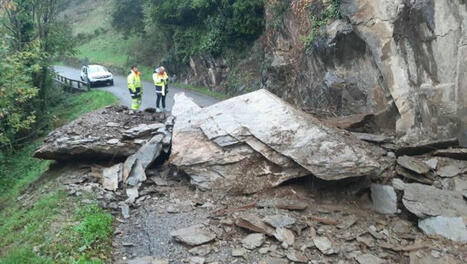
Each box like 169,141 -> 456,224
184,0 -> 467,142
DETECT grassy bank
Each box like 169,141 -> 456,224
0,90 -> 118,264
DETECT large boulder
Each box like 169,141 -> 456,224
170,90 -> 381,193
34,106 -> 168,161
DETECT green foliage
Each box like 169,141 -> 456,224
146,0 -> 265,63
0,91 -> 117,263
303,0 -> 341,53
111,0 -> 145,36
0,41 -> 43,148
267,0 -> 290,29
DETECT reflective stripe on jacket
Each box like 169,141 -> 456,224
127,70 -> 142,91
153,72 -> 168,86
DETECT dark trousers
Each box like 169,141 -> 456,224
156,93 -> 166,108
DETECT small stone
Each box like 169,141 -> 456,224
368,225 -> 384,240
313,236 -> 336,255
235,214 -> 275,235
232,248 -> 247,257
424,158 -> 438,170
241,233 -> 265,250
107,138 -> 120,144
122,242 -> 134,247
392,178 -> 406,191
371,184 -> 398,214
437,165 -> 462,178
120,203 -> 130,219
286,249 -> 308,263
259,247 -> 269,254
189,245 -> 213,256
418,216 -> 467,242
189,256 -> 205,264
167,205 -> 180,214
397,156 -> 430,174
170,225 -> 216,246
274,228 -> 295,248
263,215 -> 296,228
258,257 -> 288,264
356,254 -> 384,264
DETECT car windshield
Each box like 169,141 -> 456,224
88,66 -> 107,74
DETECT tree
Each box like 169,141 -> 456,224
111,0 -> 146,36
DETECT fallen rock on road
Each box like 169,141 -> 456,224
34,106 -> 167,160
171,90 -> 381,193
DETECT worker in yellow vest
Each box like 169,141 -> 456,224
127,65 -> 143,111
153,66 -> 169,112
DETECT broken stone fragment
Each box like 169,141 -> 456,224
285,249 -> 308,263
171,90 -> 381,193
123,123 -> 165,139
263,215 -> 296,228
170,225 -> 216,246
127,257 -> 169,264
313,236 -> 337,255
102,163 -> 123,191
356,254 -> 384,264
274,227 -> 295,248
258,257 -> 288,264
434,148 -> 467,160
418,216 -> 467,242
188,244 -> 213,257
235,214 -> 275,235
34,106 -> 166,161
231,248 -> 247,257
370,184 -> 398,215
397,156 -> 430,175
241,233 -> 265,250
402,183 -> 467,218
437,164 -> 462,178
120,203 -> 130,219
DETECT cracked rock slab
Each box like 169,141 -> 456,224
171,90 -> 381,193
402,183 -> 467,218
170,225 -> 216,246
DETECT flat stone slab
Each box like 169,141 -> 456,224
434,148 -> 467,160
371,184 -> 398,214
402,183 -> 467,218
170,90 -> 381,193
418,216 -> 467,242
170,225 -> 216,246
397,156 -> 430,175
263,215 -> 296,228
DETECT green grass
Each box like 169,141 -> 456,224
0,90 -> 118,263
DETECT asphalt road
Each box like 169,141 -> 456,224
54,66 -> 219,110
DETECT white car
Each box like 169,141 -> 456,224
80,65 -> 114,87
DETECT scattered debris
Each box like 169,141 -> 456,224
313,236 -> 337,255
356,253 -> 384,264
285,249 -> 308,263
263,215 -> 296,228
235,215 -> 275,235
241,233 -> 265,250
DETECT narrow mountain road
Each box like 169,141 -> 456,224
54,66 -> 219,110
